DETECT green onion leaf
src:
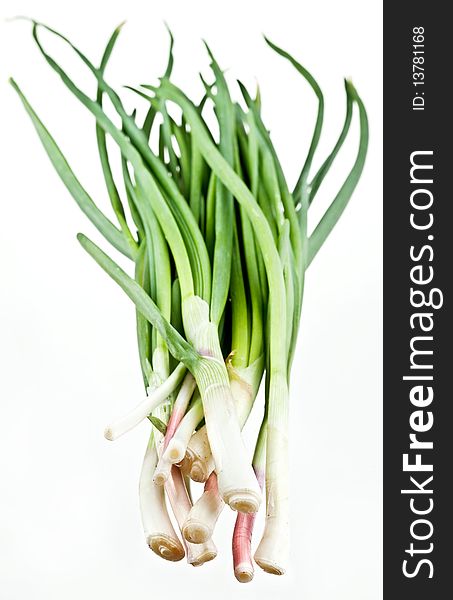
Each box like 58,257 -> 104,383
10,77 -> 133,259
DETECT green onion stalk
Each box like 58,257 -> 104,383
10,19 -> 368,580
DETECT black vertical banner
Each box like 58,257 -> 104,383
384,2 -> 451,597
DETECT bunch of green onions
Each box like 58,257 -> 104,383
11,19 -> 368,582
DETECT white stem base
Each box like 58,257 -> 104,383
254,518 -> 288,575
183,481 -> 224,544
185,358 -> 263,484
186,538 -> 217,566
201,373 -> 260,513
234,562 -> 254,583
165,464 -> 218,566
185,432 -> 214,482
139,439 -> 185,562
152,453 -> 172,486
163,397 -> 203,465
254,379 -> 289,575
184,298 -> 262,513
147,533 -> 185,562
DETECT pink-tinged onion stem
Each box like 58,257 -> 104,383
204,471 -> 218,493
153,375 -> 196,486
164,373 -> 196,448
232,466 -> 265,582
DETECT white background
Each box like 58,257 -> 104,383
0,1 -> 382,598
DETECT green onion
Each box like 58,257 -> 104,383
11,19 -> 368,580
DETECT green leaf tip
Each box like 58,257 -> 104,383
263,35 -> 291,60
202,39 -> 214,60
264,35 -> 323,98
163,21 -> 174,42
163,22 -> 175,80
344,78 -> 360,100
